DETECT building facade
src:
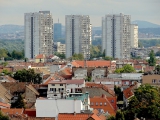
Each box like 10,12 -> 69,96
65,15 -> 92,60
24,11 -> 53,59
53,42 -> 65,54
131,24 -> 138,48
53,23 -> 62,40
102,13 -> 131,59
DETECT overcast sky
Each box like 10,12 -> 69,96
0,0 -> 160,26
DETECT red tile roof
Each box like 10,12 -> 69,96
85,83 -> 115,96
58,113 -> 90,120
48,79 -> 85,84
72,60 -> 111,67
90,96 -> 116,115
1,108 -> 24,115
0,102 -> 11,108
35,54 -> 45,59
123,87 -> 134,99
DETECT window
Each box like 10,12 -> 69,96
152,79 -> 156,83
104,102 -> 107,106
96,102 -> 98,106
60,84 -> 63,86
91,102 -> 94,106
52,84 -> 55,86
100,102 -> 102,106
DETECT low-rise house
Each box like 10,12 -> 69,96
90,95 -> 116,116
35,54 -> 46,63
47,79 -> 85,99
142,74 -> 160,87
116,61 -> 134,69
134,65 -> 144,72
92,68 -> 105,82
0,75 -> 16,82
72,68 -> 87,79
95,78 -> 122,90
0,83 -> 12,104
36,98 -> 86,118
0,102 -> 11,108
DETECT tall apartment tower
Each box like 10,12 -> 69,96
102,13 -> 131,59
131,24 -> 138,48
54,23 -> 62,40
65,15 -> 92,60
24,11 -> 53,59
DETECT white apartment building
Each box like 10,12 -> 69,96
65,15 -> 92,60
54,42 -> 65,54
24,11 -> 53,59
102,13 -> 131,59
131,24 -> 138,48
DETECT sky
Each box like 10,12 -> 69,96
0,0 -> 160,27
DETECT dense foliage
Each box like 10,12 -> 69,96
0,39 -> 24,52
11,94 -> 25,108
69,53 -> 84,60
114,86 -> 123,101
148,50 -> 156,66
0,111 -> 9,120
114,64 -> 135,73
125,84 -> 160,119
90,45 -> 102,59
0,48 -> 24,60
139,39 -> 160,48
54,52 -> 65,59
13,69 -> 42,84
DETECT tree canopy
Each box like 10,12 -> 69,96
125,84 -> 160,119
114,64 -> 135,73
148,50 -> 156,66
0,111 -> 9,120
11,94 -> 25,108
13,69 -> 42,84
70,53 -> 84,60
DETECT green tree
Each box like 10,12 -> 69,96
116,110 -> 125,120
54,52 -> 66,59
85,76 -> 91,82
70,53 -> 84,60
114,64 -> 135,73
107,116 -> 116,120
114,86 -> 123,101
148,50 -> 156,66
13,69 -> 42,84
155,65 -> 160,74
125,84 -> 160,119
11,94 -> 25,108
0,62 -> 8,67
0,111 -> 9,120
90,45 -> 102,59
1,69 -> 12,76
104,56 -> 113,60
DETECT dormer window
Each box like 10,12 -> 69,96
104,102 -> 107,106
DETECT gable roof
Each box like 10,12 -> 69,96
0,102 -> 11,108
85,83 -> 115,97
123,86 -> 134,99
1,82 -> 26,95
90,96 -> 116,115
58,113 -> 91,120
35,54 -> 45,59
0,75 -> 16,82
26,84 -> 39,95
72,60 -> 111,67
0,83 -> 12,103
1,108 -> 24,115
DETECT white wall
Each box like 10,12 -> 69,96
36,99 -> 82,118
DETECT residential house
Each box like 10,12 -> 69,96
25,84 -> 40,108
123,84 -> 138,107
116,61 -> 133,69
0,83 -> 12,104
0,102 -> 11,108
36,98 -> 84,118
47,79 -> 85,99
90,95 -> 116,116
35,54 -> 46,63
92,68 -> 106,82
0,75 -> 16,82
72,68 -> 87,79
142,74 -> 160,87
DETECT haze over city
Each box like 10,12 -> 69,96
0,0 -> 160,26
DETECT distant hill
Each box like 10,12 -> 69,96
132,20 -> 160,28
0,24 -> 24,33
